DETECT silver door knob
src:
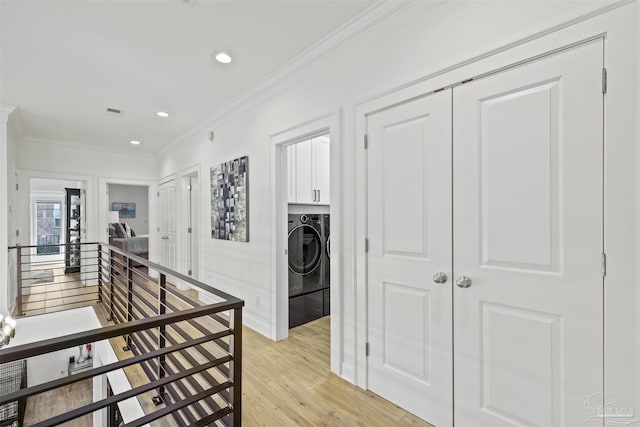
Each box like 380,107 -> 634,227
432,272 -> 448,284
455,275 -> 472,288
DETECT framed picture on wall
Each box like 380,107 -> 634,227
111,202 -> 136,218
210,156 -> 249,242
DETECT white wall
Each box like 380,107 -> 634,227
108,184 -> 149,234
0,108 -> 10,314
6,111 -> 19,313
19,138 -> 157,181
15,139 -> 158,261
1,106 -> 19,313
157,0 -> 633,371
636,0 -> 640,416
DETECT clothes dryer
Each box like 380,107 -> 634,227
288,214 -> 324,328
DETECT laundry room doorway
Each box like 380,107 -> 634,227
270,112 -> 341,374
286,134 -> 330,329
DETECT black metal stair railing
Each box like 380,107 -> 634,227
3,242 -> 244,426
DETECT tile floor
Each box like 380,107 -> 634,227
20,263 -> 99,316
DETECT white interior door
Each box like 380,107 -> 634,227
453,39 -> 604,426
158,180 -> 177,271
188,174 -> 198,278
366,89 -> 453,426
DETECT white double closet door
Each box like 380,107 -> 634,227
367,39 -> 603,426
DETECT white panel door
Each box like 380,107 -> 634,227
367,89 -> 452,426
453,40 -> 604,426
158,180 -> 177,271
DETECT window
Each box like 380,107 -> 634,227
36,201 -> 62,255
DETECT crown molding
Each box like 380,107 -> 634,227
7,108 -> 23,137
1,105 -> 23,137
0,104 -> 16,114
352,0 -> 634,110
158,0 -> 420,155
20,135 -> 157,158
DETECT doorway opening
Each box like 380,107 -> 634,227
107,184 -> 150,238
286,134 -> 331,329
158,179 -> 177,272
24,177 -> 90,315
181,170 -> 199,287
271,111 -> 341,374
30,178 -> 84,264
107,183 -> 150,266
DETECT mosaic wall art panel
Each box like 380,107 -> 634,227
210,156 -> 249,242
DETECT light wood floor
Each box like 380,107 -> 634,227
23,378 -> 93,426
243,317 -> 433,427
23,283 -> 435,427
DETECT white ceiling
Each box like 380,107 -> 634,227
0,0 -> 375,153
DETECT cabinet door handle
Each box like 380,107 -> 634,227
317,189 -> 320,202
313,189 -> 317,202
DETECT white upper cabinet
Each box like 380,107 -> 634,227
287,144 -> 297,203
312,136 -> 330,204
294,139 -> 314,203
288,136 -> 330,205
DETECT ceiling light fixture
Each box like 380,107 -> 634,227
0,314 -> 17,348
156,111 -> 169,118
215,52 -> 233,64
130,140 -> 141,145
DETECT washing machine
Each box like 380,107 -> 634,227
288,214 -> 324,328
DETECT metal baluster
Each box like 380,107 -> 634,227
123,257 -> 133,351
230,307 -> 243,426
154,273 -> 167,405
108,249 -> 114,322
16,246 -> 22,316
97,244 -> 102,303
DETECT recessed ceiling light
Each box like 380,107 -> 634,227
130,140 -> 141,145
156,111 -> 169,118
215,52 -> 233,64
